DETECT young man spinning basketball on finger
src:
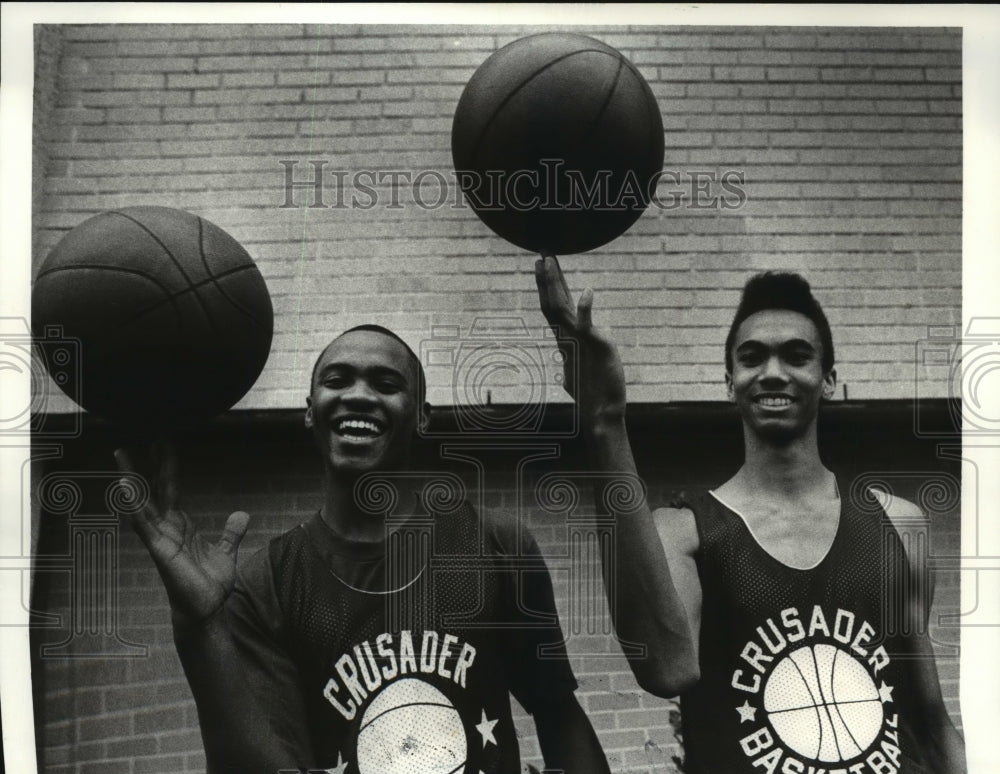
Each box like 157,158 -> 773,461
118,325 -> 609,774
535,258 -> 966,774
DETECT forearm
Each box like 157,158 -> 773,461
174,610 -> 311,774
583,417 -> 697,696
535,694 -> 611,774
907,631 -> 967,773
923,721 -> 966,774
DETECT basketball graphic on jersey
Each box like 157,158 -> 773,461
763,644 -> 884,762
356,678 -> 467,774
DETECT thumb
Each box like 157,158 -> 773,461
218,511 -> 250,556
578,288 -> 594,330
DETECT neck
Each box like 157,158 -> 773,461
734,423 -> 834,499
319,468 -> 389,543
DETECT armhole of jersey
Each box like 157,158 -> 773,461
707,489 -> 762,553
862,487 -> 915,570
867,486 -> 891,513
859,487 -> 902,536
674,490 -> 709,561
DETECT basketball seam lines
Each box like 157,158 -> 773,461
828,647 -> 867,756
808,648 -> 840,760
788,653 -> 827,761
632,58 -> 665,181
583,55 -> 625,145
36,263 -> 263,332
125,263 -> 262,333
109,210 -> 217,333
36,262 -> 186,346
809,647 -> 844,762
36,263 -> 177,296
470,48 -> 624,164
360,700 -> 455,730
193,215 -> 222,337
768,697 -> 884,714
196,215 -> 268,328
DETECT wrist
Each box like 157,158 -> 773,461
171,603 -> 225,636
581,408 -> 627,433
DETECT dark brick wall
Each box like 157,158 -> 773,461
30,404 -> 963,773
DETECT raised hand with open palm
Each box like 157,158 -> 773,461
534,254 -> 627,422
533,253 -> 699,697
114,442 -> 250,629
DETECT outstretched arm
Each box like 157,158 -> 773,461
116,444 -> 314,773
534,255 -> 698,697
171,607 -> 312,774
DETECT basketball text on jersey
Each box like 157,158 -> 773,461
730,604 -> 903,774
322,629 -> 476,721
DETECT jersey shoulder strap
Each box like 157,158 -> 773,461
669,487 -> 742,555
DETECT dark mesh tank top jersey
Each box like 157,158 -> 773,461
678,487 -> 931,774
244,502 -> 576,774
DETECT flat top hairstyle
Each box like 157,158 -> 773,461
724,272 -> 835,374
310,324 -> 428,403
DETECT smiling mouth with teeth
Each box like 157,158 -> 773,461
336,419 -> 384,438
755,396 -> 793,407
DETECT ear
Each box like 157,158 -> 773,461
725,371 -> 735,403
304,395 -> 314,429
417,402 -> 431,435
822,368 -> 837,400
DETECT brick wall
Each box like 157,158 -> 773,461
32,24 -> 961,415
32,25 -> 64,263
29,22 -> 965,774
30,407 -> 963,774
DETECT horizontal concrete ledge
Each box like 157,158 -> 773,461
31,398 -> 960,443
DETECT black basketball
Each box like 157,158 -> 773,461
32,206 -> 273,431
452,33 -> 665,255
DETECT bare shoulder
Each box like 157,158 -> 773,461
867,488 -> 930,569
868,488 -> 927,529
867,489 -> 938,611
651,505 -> 700,558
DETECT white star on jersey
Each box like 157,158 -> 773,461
736,700 -> 757,723
879,681 -> 894,704
325,752 -> 348,774
476,708 -> 499,748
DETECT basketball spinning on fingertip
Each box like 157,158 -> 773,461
452,32 -> 665,257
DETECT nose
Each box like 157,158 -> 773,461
759,355 -> 788,384
340,378 -> 378,405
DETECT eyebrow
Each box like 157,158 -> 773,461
735,338 -> 817,351
316,363 -> 410,382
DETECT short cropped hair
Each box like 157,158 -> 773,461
724,272 -> 835,374
310,324 -> 427,403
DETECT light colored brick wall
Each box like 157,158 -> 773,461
33,24 -> 961,415
32,26 -> 64,263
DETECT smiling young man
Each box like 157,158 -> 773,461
535,262 -> 966,774
118,324 -> 609,774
